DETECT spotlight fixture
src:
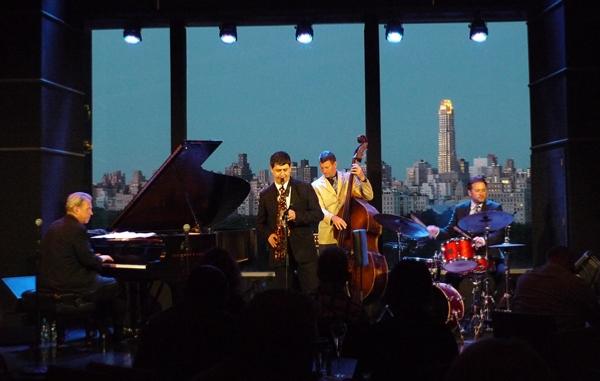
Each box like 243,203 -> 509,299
123,27 -> 142,44
219,24 -> 237,44
385,23 -> 404,43
295,24 -> 313,44
469,17 -> 488,42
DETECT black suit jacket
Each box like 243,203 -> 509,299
39,214 -> 103,293
439,199 -> 505,257
256,178 -> 323,263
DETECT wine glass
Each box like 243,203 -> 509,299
329,320 -> 348,379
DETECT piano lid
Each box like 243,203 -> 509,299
110,140 -> 250,233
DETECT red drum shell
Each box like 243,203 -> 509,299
441,238 -> 477,273
432,282 -> 465,327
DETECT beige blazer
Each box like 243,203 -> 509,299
311,171 -> 374,245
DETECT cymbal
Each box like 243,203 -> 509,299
489,242 -> 526,249
374,214 -> 429,239
457,210 -> 514,233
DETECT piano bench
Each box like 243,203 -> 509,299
20,290 -> 97,345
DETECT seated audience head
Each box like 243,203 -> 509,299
547,245 -> 577,270
444,337 -> 553,381
199,247 -> 242,293
384,260 -> 433,316
184,265 -> 228,310
317,246 -> 350,286
241,289 -> 317,380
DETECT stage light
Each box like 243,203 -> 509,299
123,27 -> 142,44
220,24 -> 237,44
385,23 -> 404,43
469,17 -> 488,42
295,24 -> 313,44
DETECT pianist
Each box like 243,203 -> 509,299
39,192 -> 124,339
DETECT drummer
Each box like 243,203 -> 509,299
425,176 -> 505,289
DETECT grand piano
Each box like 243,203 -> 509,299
93,140 -> 252,324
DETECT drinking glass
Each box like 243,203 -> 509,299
329,320 -> 347,379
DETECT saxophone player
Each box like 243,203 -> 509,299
256,151 -> 323,294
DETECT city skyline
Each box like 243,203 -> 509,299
94,149 -> 528,187
92,23 -> 530,183
93,147 -> 531,225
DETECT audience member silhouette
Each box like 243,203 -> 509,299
134,265 -> 239,381
511,246 -> 600,380
194,289 -> 317,381
444,337 -> 554,381
311,246 -> 369,358
196,247 -> 246,316
513,245 -> 600,331
357,260 -> 459,381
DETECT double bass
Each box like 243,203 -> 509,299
335,135 -> 388,304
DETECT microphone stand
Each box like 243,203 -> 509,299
282,210 -> 290,290
34,218 -> 42,351
25,218 -> 49,375
183,224 -> 191,277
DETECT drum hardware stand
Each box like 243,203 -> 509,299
463,225 -> 495,339
432,252 -> 443,282
494,230 -> 522,312
496,251 -> 513,311
467,272 -> 495,340
395,231 -> 405,263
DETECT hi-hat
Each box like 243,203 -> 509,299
458,210 -> 514,233
374,213 -> 429,239
489,242 -> 525,249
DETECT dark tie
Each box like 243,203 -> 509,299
278,186 -> 287,219
327,176 -> 336,192
475,203 -> 482,213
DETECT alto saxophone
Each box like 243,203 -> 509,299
273,222 -> 287,263
273,185 -> 288,263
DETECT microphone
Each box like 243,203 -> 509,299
182,224 -> 192,256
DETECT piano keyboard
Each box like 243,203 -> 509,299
241,271 -> 276,278
103,263 -> 147,270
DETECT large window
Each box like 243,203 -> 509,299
380,22 -> 531,266
91,28 -> 170,227
187,25 -> 365,173
91,23 -> 532,267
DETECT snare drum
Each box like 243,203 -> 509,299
441,237 -> 477,273
401,256 -> 438,277
432,282 -> 465,327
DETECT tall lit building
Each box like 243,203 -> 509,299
438,99 -> 458,174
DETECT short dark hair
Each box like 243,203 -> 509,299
270,151 -> 291,168
317,246 -> 349,284
468,175 -> 488,190
319,150 -> 337,164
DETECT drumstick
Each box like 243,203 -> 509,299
410,213 -> 427,227
453,226 -> 472,239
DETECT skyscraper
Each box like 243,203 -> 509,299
438,99 -> 458,174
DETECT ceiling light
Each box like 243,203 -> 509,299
295,24 -> 313,44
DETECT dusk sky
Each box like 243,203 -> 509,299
92,22 -> 529,182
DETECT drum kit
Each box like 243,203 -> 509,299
375,210 -> 525,339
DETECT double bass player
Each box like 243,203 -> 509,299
311,150 -> 374,254
312,144 -> 387,306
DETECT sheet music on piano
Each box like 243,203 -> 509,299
92,231 -> 157,240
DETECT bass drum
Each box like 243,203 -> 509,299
432,282 -> 464,327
